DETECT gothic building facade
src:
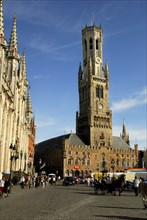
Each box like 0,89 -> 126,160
0,0 -> 35,179
34,24 -> 138,178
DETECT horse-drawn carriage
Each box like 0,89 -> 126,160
94,174 -> 126,196
139,182 -> 147,209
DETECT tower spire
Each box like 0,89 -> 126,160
0,0 -> 6,46
8,14 -> 19,59
122,119 -> 127,138
78,62 -> 82,80
121,120 -> 130,145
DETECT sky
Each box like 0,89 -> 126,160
2,0 -> 147,150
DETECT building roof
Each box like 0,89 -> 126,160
35,133 -> 85,153
35,134 -> 130,154
112,136 -> 130,149
68,133 -> 85,146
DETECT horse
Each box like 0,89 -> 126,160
107,174 -> 126,196
139,182 -> 147,209
94,174 -> 126,196
93,178 -> 107,195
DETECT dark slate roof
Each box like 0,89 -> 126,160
35,133 -> 85,153
68,133 -> 85,146
35,134 -> 130,153
35,134 -> 70,153
112,136 -> 130,149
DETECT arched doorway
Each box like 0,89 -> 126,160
75,170 -> 80,177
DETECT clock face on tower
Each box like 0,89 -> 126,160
98,104 -> 103,110
96,57 -> 101,64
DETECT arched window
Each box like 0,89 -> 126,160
75,158 -> 79,165
96,86 -> 103,98
87,160 -> 90,166
96,39 -> 98,50
89,38 -> 93,50
102,153 -> 105,160
68,158 -> 72,165
82,159 -> 85,165
84,39 -> 87,51
116,158 -> 119,166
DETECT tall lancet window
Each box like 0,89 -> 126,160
96,86 -> 103,99
84,39 -> 87,51
102,153 -> 105,160
89,38 -> 93,50
96,39 -> 98,50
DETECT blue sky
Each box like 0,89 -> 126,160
3,0 -> 147,150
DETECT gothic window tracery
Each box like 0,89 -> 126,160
96,86 -> 103,98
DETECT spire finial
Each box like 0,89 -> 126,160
8,13 -> 19,59
0,0 -> 6,46
0,0 -> 4,36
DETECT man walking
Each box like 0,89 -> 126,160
133,176 -> 139,196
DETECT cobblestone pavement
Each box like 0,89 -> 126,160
0,183 -> 147,220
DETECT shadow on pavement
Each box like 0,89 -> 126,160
93,215 -> 147,220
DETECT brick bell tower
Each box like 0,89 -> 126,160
76,24 -> 112,148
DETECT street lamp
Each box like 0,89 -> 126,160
96,163 -> 100,178
20,150 -> 23,170
39,158 -> 42,176
24,152 -> 27,172
101,158 -> 107,177
111,159 -> 115,178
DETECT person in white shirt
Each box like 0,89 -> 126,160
133,176 -> 139,196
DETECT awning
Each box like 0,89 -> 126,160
2,172 -> 11,174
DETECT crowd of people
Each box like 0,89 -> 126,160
0,174 -> 61,198
0,174 -> 146,199
0,176 -> 11,197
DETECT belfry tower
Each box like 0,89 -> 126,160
76,24 -> 112,147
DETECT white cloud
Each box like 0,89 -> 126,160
36,118 -> 55,128
111,87 -> 147,112
32,75 -> 50,80
29,37 -> 80,54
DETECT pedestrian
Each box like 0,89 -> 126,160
0,177 -> 5,196
20,176 -> 25,189
3,178 -> 11,197
57,176 -> 61,184
87,177 -> 90,186
133,176 -> 139,196
27,176 -> 31,189
35,177 -> 39,188
53,176 -> 56,185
